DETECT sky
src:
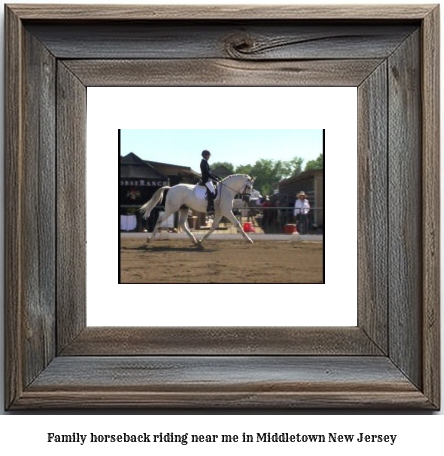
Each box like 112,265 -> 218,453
120,129 -> 323,171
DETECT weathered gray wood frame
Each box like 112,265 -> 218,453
4,4 -> 440,409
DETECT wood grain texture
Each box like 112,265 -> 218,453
16,390 -> 433,410
388,31 -> 422,388
64,59 -> 384,87
29,356 -> 418,391
357,62 -> 388,354
4,4 -> 24,410
26,22 -> 416,60
56,62 -> 87,353
5,10 -> 58,409
61,327 -> 383,356
6,4 -> 435,20
21,28 -> 57,387
16,356 -> 432,409
4,4 -> 440,410
421,6 -> 440,409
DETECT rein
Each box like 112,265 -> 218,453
218,179 -> 251,197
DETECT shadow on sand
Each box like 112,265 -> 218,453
121,244 -> 215,253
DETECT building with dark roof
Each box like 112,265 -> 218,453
120,152 -> 169,208
145,160 -> 200,186
120,152 -> 202,231
212,165 -> 233,179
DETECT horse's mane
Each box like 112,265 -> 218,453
221,174 -> 250,182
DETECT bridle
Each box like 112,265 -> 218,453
239,179 -> 254,201
218,177 -> 254,201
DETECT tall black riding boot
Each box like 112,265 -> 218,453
206,192 -> 215,212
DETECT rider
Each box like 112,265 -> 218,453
200,150 -> 221,212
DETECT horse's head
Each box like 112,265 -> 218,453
222,174 -> 256,201
241,175 -> 256,202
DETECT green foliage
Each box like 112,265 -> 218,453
234,164 -> 253,175
209,156 -> 310,196
304,153 -> 323,171
233,157 -> 304,196
286,157 -> 304,177
210,161 -> 235,173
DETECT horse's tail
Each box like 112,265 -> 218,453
139,186 -> 170,219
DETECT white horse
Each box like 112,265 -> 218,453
139,174 -> 256,245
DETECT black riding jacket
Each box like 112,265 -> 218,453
200,159 -> 220,183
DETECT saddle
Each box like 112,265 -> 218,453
195,180 -> 218,200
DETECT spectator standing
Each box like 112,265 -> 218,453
294,191 -> 310,234
261,195 -> 272,232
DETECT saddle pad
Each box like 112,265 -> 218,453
193,185 -> 207,200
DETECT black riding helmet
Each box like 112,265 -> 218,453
201,150 -> 211,158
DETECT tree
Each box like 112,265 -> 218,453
304,153 -> 323,171
210,161 -> 235,173
235,157 -> 304,196
246,159 -> 277,196
203,157 -> 306,196
284,157 -> 304,178
234,163 -> 253,175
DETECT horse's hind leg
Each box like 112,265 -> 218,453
147,209 -> 174,242
147,217 -> 162,243
178,208 -> 198,245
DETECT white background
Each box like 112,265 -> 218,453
0,0 -> 442,452
87,87 -> 357,327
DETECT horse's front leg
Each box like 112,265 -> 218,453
199,214 -> 223,244
225,211 -> 254,243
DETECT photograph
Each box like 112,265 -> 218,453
119,129 -> 325,284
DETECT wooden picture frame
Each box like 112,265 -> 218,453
5,4 -> 440,410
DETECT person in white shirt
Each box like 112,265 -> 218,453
294,191 -> 310,234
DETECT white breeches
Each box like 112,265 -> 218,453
205,181 -> 216,196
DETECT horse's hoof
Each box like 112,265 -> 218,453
146,237 -> 151,243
